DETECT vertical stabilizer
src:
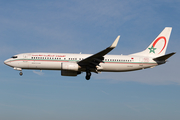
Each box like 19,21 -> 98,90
131,27 -> 172,57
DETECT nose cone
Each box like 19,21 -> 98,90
4,59 -> 8,65
4,59 -> 11,66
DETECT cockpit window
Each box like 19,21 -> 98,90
11,56 -> 18,59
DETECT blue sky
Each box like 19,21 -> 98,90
0,0 -> 180,120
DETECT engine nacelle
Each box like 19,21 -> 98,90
61,62 -> 79,71
61,70 -> 80,76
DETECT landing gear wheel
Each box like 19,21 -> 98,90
85,70 -> 91,80
87,72 -> 91,76
19,72 -> 23,76
86,75 -> 90,80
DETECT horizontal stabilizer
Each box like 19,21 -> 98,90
153,52 -> 176,61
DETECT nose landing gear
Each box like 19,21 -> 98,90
19,71 -> 23,76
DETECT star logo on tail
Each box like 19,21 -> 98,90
148,46 -> 156,53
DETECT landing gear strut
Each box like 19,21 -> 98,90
19,71 -> 23,76
85,69 -> 91,80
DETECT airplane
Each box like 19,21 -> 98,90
4,27 -> 175,80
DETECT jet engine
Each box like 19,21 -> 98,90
61,62 -> 81,76
61,62 -> 79,71
61,70 -> 81,76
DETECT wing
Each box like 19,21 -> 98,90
78,35 -> 120,69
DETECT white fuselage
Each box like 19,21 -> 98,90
4,53 -> 158,72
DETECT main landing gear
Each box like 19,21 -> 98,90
85,69 -> 91,80
19,71 -> 23,76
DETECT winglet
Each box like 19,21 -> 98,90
110,35 -> 120,48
